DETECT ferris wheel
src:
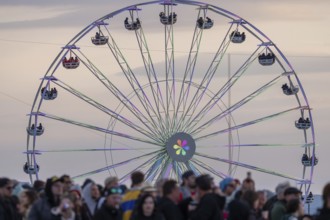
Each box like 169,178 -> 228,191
25,0 -> 317,200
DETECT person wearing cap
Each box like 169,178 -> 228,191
219,177 -> 237,211
180,170 -> 196,200
93,186 -> 123,220
29,176 -> 64,220
271,187 -> 301,220
0,177 -> 20,220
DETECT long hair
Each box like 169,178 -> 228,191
135,193 -> 157,217
44,177 -> 61,207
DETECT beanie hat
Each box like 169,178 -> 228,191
219,177 -> 234,192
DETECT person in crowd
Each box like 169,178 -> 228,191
256,190 -> 267,219
301,214 -> 313,220
121,171 -> 145,220
188,174 -> 221,220
17,189 -> 38,220
220,177 -> 237,209
50,196 -> 77,220
104,176 -> 119,196
315,182 -> 330,220
33,180 -> 45,195
93,186 -> 123,220
0,177 -> 20,220
227,190 -> 250,220
155,178 -> 168,202
158,179 -> 184,220
131,194 -> 164,220
263,181 -> 290,220
69,185 -> 90,220
29,176 -> 64,220
61,175 -> 73,195
82,181 -> 101,219
271,187 -> 301,220
141,184 -> 158,199
180,170 -> 196,200
241,190 -> 260,220
282,198 -> 304,220
233,172 -> 256,202
241,172 -> 256,193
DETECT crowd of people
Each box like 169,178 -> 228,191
0,171 -> 329,220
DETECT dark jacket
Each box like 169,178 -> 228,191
28,197 -> 53,220
270,200 -> 286,220
0,196 -> 20,220
188,193 -> 221,220
315,207 -> 330,220
158,197 -> 184,220
227,198 -> 250,220
180,194 -> 225,220
93,204 -> 122,220
131,212 -> 165,220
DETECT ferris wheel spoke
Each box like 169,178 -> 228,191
38,112 -> 161,146
145,152 -> 167,182
157,157 -> 172,180
183,46 -> 263,132
182,161 -> 201,176
75,50 -> 163,138
51,78 -> 160,142
72,149 -> 160,180
197,143 -> 315,149
119,152 -> 162,183
130,11 -> 167,130
102,28 -> 163,133
177,24 -> 234,132
195,106 -> 304,141
191,158 -> 227,179
190,74 -> 282,135
174,7 -> 207,132
162,3 -> 177,136
195,152 -> 310,184
25,147 -> 157,154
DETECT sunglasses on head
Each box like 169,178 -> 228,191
110,188 -> 123,194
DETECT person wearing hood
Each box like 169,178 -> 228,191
82,182 -> 101,219
0,177 -> 20,220
93,186 -> 123,220
29,176 -> 64,220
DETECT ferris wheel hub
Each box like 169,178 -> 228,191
165,132 -> 196,162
